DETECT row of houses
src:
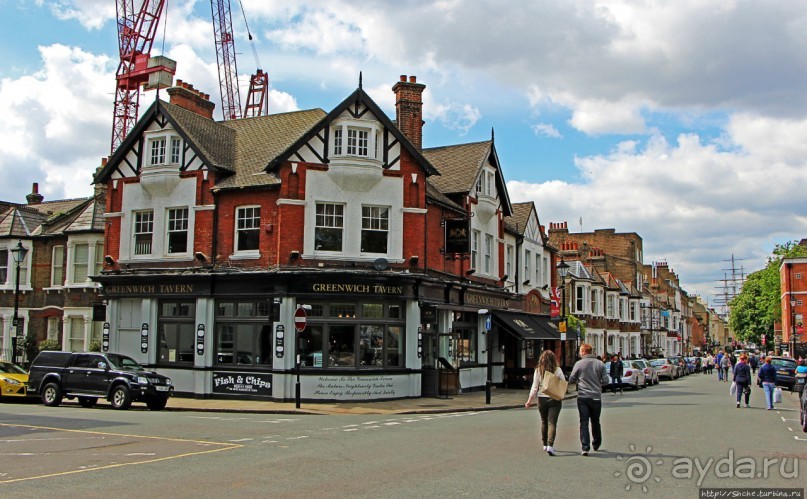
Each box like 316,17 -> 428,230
0,75 -> 728,401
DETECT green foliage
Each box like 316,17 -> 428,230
567,314 -> 586,340
730,241 -> 807,344
88,339 -> 102,352
38,339 -> 62,351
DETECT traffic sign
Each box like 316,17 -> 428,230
294,307 -> 307,332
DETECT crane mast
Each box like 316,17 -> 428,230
111,0 -> 175,153
211,0 -> 242,120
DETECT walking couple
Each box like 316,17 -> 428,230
525,343 -> 610,456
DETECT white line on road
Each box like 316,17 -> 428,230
343,429 -> 358,432
229,438 -> 254,442
286,436 -> 309,440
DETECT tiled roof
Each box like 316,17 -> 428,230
161,101 -> 236,172
215,108 -> 327,190
505,202 -> 534,235
0,206 -> 49,237
422,141 -> 491,195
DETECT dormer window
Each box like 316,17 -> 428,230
147,133 -> 182,166
330,120 -> 381,161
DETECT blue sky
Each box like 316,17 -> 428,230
2,0 -> 806,307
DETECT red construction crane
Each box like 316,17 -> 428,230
111,0 -> 176,153
210,0 -> 268,121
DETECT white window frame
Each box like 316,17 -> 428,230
65,238 -> 103,288
524,250 -> 531,283
51,245 -> 64,287
235,206 -> 261,255
471,230 -> 480,270
330,120 -> 381,161
314,202 -> 345,254
170,137 -> 182,164
133,210 -> 154,256
146,131 -> 182,167
506,245 -> 513,278
0,242 -> 31,291
360,205 -> 390,255
484,234 -> 493,274
166,207 -> 190,255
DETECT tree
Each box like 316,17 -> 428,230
729,241 -> 807,345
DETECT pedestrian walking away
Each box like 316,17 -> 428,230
758,356 -> 778,410
749,353 -> 758,374
716,351 -> 724,380
568,343 -> 610,456
525,350 -> 566,457
733,353 -> 752,408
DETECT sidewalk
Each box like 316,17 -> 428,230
165,387 -> 575,416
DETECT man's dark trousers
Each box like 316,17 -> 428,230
577,397 -> 602,451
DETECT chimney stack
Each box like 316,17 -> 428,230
26,182 -> 44,205
167,80 -> 216,119
392,75 -> 426,150
94,159 -> 108,199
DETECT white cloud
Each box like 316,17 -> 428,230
508,117 -> 807,300
532,123 -> 562,139
39,0 -> 114,30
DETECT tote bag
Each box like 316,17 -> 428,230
773,386 -> 782,403
540,370 -> 569,401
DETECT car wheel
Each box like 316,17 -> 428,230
78,397 -> 98,408
42,383 -> 63,407
110,385 -> 132,410
146,396 -> 168,411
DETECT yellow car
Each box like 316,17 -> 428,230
0,360 -> 30,399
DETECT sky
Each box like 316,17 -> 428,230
1,0 -> 806,309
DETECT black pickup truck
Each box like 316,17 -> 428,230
28,351 -> 173,410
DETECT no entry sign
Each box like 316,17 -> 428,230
294,307 -> 307,332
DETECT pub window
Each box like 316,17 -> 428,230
134,210 -> 154,256
298,302 -> 405,369
167,207 -> 189,254
214,299 -> 272,366
360,206 -> 389,254
452,311 -> 478,367
315,202 -> 344,252
235,206 -> 260,252
158,300 -> 195,365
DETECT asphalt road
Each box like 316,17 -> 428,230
1,373 -> 804,498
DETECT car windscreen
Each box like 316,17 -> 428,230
650,360 -> 666,366
0,362 -> 27,374
106,354 -> 145,371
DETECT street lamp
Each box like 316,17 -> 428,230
790,297 -> 797,358
557,258 -> 570,363
10,241 -> 28,364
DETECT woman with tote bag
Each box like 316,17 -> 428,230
525,350 -> 566,456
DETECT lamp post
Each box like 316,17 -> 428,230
790,297 -> 797,358
10,241 -> 28,365
557,258 -> 570,363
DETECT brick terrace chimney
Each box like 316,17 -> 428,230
27,182 -> 44,205
166,80 -> 216,119
392,75 -> 426,150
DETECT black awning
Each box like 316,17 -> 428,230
529,314 -> 563,340
492,311 -> 558,340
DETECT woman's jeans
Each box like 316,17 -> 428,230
537,396 -> 562,447
763,382 -> 776,408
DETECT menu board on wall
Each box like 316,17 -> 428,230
212,372 -> 272,396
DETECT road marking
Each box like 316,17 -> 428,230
286,436 -> 309,440
229,438 -> 254,442
0,422 -> 242,485
795,436 -> 807,441
343,429 -> 358,432
364,426 -> 381,429
788,428 -> 793,432
383,422 -> 401,426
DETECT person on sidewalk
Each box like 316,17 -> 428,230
525,350 -> 566,457
733,353 -> 752,408
716,351 -> 724,381
758,356 -> 778,410
609,355 -> 623,395
568,343 -> 610,456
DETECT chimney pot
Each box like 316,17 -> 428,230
400,75 -> 407,82
409,75 -> 417,83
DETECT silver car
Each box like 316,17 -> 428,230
634,359 -> 659,386
605,360 -> 645,390
650,358 -> 679,380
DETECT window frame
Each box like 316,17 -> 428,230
314,202 -> 345,253
166,207 -> 190,255
235,206 -> 261,254
157,300 -> 196,365
360,205 -> 390,255
51,245 -> 64,287
484,234 -> 493,274
133,210 -> 155,256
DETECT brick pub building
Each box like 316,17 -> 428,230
93,76 -> 563,401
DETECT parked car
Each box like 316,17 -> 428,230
669,356 -> 688,376
28,351 -> 173,410
650,358 -> 679,380
634,359 -> 659,386
684,357 -> 699,374
605,360 -> 645,390
0,360 -> 31,400
769,356 -> 797,391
